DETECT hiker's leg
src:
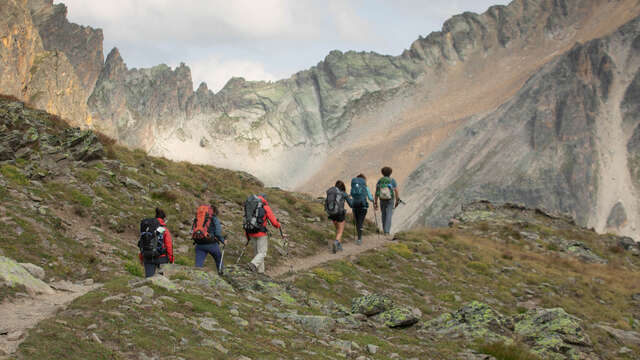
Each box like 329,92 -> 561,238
143,261 -> 156,277
250,236 -> 268,273
381,200 -> 393,234
210,242 -> 222,270
336,221 -> 345,241
355,208 -> 367,240
194,245 -> 208,267
331,221 -> 338,250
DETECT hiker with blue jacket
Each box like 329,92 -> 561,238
325,180 -> 353,253
191,204 -> 225,274
374,166 -> 400,236
351,174 -> 374,245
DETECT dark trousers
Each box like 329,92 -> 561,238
143,262 -> 161,278
195,243 -> 222,269
353,207 -> 368,240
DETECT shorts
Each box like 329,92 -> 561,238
328,212 -> 346,222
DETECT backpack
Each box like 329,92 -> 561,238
350,177 -> 367,208
192,205 -> 214,244
325,187 -> 345,216
378,177 -> 393,200
243,195 -> 266,234
138,218 -> 167,259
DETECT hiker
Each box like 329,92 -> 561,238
243,194 -> 281,273
191,203 -> 225,274
325,180 -> 353,253
350,174 -> 374,245
138,208 -> 174,278
374,166 -> 400,236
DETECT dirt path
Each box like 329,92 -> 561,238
0,282 -> 101,357
268,234 -> 393,278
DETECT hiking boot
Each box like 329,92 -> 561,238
337,242 -> 343,252
332,240 -> 339,254
356,238 -> 362,245
247,262 -> 258,272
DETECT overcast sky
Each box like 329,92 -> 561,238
56,0 -> 510,92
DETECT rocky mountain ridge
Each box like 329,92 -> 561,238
3,0 -> 640,239
396,13 -> 640,240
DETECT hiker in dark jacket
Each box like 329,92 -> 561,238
139,208 -> 174,277
350,174 -> 374,245
374,167 -> 400,236
327,180 -> 353,253
193,204 -> 225,273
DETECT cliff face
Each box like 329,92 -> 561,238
27,0 -> 104,95
396,16 -> 640,239
0,0 -> 98,127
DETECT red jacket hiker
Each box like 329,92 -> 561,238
139,217 -> 174,264
246,195 -> 281,238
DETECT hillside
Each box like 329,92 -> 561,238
2,98 -> 640,359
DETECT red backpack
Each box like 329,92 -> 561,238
192,205 -> 214,244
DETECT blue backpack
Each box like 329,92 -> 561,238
350,177 -> 367,208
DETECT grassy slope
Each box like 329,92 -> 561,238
0,95 -> 357,288
2,97 -> 640,359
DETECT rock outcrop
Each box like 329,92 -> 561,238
27,0 -> 104,94
0,0 -> 90,127
0,256 -> 54,295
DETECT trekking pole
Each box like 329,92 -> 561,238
279,226 -> 288,256
235,238 -> 250,265
218,242 -> 225,275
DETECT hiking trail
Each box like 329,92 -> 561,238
268,234 -> 392,278
0,282 -> 101,357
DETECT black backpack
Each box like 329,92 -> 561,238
138,218 -> 166,258
325,187 -> 345,216
243,195 -> 266,234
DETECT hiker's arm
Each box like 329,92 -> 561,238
394,187 -> 400,208
213,217 -> 225,244
265,205 -> 281,228
165,229 -> 174,263
366,187 -> 374,202
345,193 -> 353,208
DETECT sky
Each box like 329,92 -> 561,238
56,0 -> 511,92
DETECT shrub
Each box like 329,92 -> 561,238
70,189 -> 93,207
1,164 -> 28,185
467,261 -> 490,275
124,261 -> 144,277
477,341 -> 540,360
313,268 -> 342,284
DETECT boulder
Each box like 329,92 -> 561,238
425,301 -> 510,342
351,294 -> 394,316
145,275 -> 180,292
597,325 -> 640,347
377,307 -> 419,328
514,308 -> 593,359
18,262 -> 45,280
0,256 -> 54,295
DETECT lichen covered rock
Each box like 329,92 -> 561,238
0,256 -> 54,295
514,308 -> 594,359
425,301 -> 510,342
351,294 -> 394,316
377,307 -> 419,328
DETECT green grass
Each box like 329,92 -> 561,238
477,342 -> 540,360
1,164 -> 28,185
124,261 -> 143,277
